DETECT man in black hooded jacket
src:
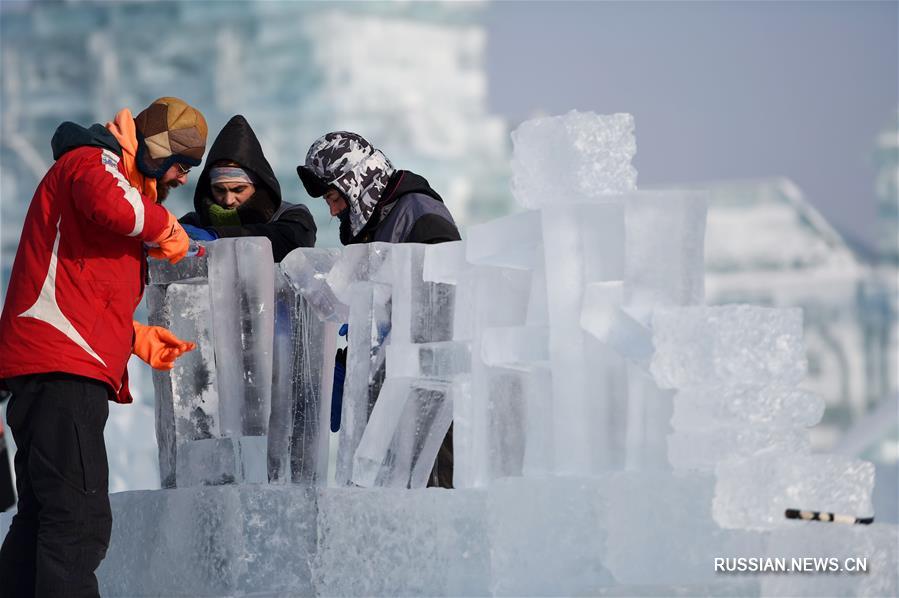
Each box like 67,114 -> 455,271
181,115 -> 316,261
298,131 -> 460,488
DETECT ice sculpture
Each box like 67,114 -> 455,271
60,110 -> 894,596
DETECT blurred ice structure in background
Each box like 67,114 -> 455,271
7,110 -> 894,596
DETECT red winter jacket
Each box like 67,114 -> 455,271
0,116 -> 170,403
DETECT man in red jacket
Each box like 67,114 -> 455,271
0,97 -> 207,597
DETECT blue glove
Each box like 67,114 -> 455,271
331,347 -> 346,433
181,224 -> 218,241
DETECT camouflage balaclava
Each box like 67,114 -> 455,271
134,97 -> 208,179
298,131 -> 395,237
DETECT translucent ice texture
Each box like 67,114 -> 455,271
511,110 -> 637,208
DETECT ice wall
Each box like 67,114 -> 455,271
112,110 -> 894,596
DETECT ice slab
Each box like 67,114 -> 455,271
386,341 -> 471,379
335,281 -> 392,485
511,110 -> 637,208
176,436 -> 267,487
147,243 -> 209,285
671,384 -> 825,430
314,488 -> 489,597
279,247 -> 346,323
97,486 -> 317,597
761,523 -> 898,597
581,281 -> 653,367
604,473 -> 768,586
487,477 -> 615,595
651,305 -> 807,389
624,191 -> 707,313
351,377 -> 453,488
208,238 -> 275,437
466,209 -> 542,270
668,427 -> 810,472
714,455 -> 876,530
388,244 -> 456,345
326,242 -> 393,305
268,270 -> 333,484
146,282 -> 219,488
480,326 -> 549,367
422,240 -> 466,284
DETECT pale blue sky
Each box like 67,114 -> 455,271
485,1 -> 898,248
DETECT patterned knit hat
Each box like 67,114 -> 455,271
298,131 -> 395,237
134,97 -> 208,179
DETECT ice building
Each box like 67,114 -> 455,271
2,110 -> 892,596
0,0 -> 511,491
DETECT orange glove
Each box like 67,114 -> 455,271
147,211 -> 189,264
132,321 -> 196,370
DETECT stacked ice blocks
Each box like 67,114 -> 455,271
104,109 -> 893,597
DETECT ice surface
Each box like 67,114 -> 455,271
465,209 -> 541,270
146,282 -> 219,488
541,202 -> 625,474
668,427 -> 810,472
147,244 -> 209,285
326,242 -> 393,305
480,326 -> 549,367
580,281 -> 653,367
351,377 -> 453,488
97,486 -> 317,596
386,341 -> 471,379
388,244 -> 455,345
335,281 -> 392,485
671,384 -> 825,430
279,247 -> 346,323
208,238 -> 275,437
714,455 -> 876,530
422,240 -> 466,284
314,488 -> 489,597
761,523 -> 898,597
268,270 -> 333,484
603,473 -> 767,586
624,191 -> 707,313
487,477 -> 615,595
176,436 -> 268,487
651,305 -> 807,389
511,110 -> 637,208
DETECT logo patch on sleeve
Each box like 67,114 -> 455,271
101,150 -> 120,168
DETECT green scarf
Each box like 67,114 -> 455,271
208,203 -> 241,226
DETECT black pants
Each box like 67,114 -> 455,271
0,374 -> 111,598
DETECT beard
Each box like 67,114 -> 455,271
155,180 -> 177,203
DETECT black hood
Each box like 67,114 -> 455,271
192,115 -> 281,226
51,122 -> 121,160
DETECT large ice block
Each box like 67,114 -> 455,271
541,202 -> 626,474
603,473 -> 768,586
668,427 -> 810,472
422,240 -> 466,284
97,486 -> 318,596
761,523 -> 898,597
147,282 -> 219,488
480,326 -> 549,367
313,488 -> 489,597
510,110 -> 637,208
714,455 -> 876,530
208,238 -> 275,437
351,377 -> 454,489
671,385 -> 825,430
651,305 -> 807,389
465,209 -> 542,270
388,244 -> 455,345
623,191 -> 707,313
279,247 -> 346,323
176,436 -> 268,487
268,270 -> 333,484
326,242 -> 393,305
147,244 -> 209,284
580,281 -> 653,367
335,281 -> 392,485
